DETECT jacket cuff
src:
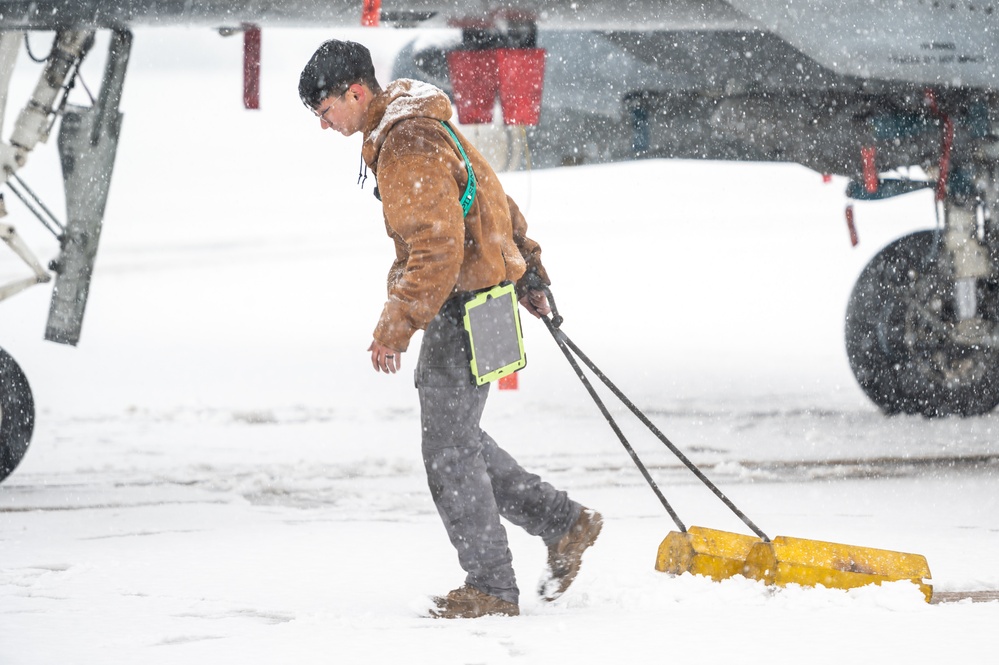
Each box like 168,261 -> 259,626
373,301 -> 419,352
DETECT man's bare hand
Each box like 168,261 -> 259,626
368,340 -> 402,374
519,289 -> 551,319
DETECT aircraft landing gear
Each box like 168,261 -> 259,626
0,346 -> 34,481
845,197 -> 999,416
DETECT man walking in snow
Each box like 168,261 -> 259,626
299,39 -> 601,618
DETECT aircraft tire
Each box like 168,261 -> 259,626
0,346 -> 34,482
845,230 -> 999,417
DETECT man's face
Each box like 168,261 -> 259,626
314,85 -> 366,136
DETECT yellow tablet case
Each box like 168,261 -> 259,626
461,282 -> 527,386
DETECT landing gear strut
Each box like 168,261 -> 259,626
844,87 -> 999,419
0,29 -> 131,483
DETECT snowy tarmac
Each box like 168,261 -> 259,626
2,28 -> 998,664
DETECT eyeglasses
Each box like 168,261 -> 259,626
314,89 -> 349,121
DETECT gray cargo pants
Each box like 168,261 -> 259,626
416,305 -> 581,605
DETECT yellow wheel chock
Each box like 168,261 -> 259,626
656,526 -> 762,581
743,535 -> 933,602
655,527 -> 933,601
541,307 -> 934,602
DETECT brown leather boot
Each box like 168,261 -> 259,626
428,584 -> 520,619
538,508 -> 603,601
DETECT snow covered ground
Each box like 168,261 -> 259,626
1,28 -> 998,664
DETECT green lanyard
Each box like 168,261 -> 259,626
441,121 -> 477,217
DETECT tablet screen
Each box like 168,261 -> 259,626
463,284 -> 526,384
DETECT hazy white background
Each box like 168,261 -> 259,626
1,27 -> 996,664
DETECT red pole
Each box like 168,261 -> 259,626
845,205 -> 859,247
925,90 -> 953,202
861,146 -> 878,194
243,25 -> 261,110
498,373 -> 519,390
936,115 -> 954,202
361,0 -> 381,26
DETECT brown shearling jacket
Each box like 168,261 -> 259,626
361,79 -> 550,351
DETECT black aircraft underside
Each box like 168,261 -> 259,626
0,0 -> 754,30
395,29 -> 991,174
0,1 -> 357,28
1,1 -> 999,484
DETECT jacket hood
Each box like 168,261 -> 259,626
361,79 -> 454,168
